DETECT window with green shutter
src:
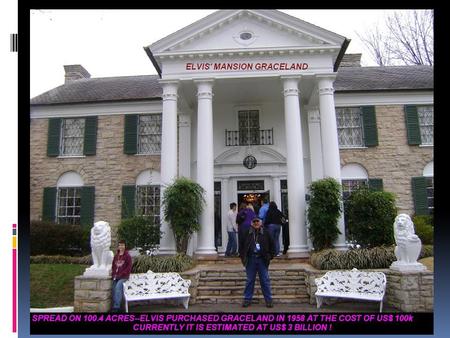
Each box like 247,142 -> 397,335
47,118 -> 61,157
42,187 -> 57,222
124,115 -> 138,154
362,106 -> 378,147
57,187 -> 82,225
336,107 -> 364,148
80,186 -> 95,227
404,105 -> 422,145
412,177 -> 429,215
122,185 -> 136,218
83,116 -> 98,155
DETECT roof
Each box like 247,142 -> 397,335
30,66 -> 433,106
334,65 -> 433,92
30,75 -> 162,105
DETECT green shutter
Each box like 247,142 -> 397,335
412,177 -> 429,215
83,116 -> 98,155
122,185 -> 136,219
80,186 -> 95,227
42,187 -> 57,222
47,118 -> 61,156
368,178 -> 383,191
362,106 -> 378,147
404,105 -> 421,145
124,115 -> 138,154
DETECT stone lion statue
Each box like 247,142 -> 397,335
83,221 -> 114,277
390,214 -> 426,272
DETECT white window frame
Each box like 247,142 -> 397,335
60,118 -> 85,156
137,114 -> 162,155
136,185 -> 161,224
417,105 -> 433,146
238,109 -> 260,146
342,179 -> 368,201
336,107 -> 365,149
56,171 -> 84,225
341,163 -> 369,200
56,187 -> 82,225
423,161 -> 434,213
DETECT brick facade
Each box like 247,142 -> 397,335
30,115 -> 161,241
30,104 -> 432,239
339,105 -> 433,215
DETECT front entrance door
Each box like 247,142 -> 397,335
237,191 -> 270,215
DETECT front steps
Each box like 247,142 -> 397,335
187,261 -> 312,305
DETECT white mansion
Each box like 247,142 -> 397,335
30,10 -> 433,256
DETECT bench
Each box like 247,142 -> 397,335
314,268 -> 387,312
123,271 -> 191,312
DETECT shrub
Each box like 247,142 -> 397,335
30,254 -> 92,265
345,188 -> 397,248
311,246 -> 395,270
118,216 -> 162,253
307,178 -> 342,251
131,254 -> 194,273
30,220 -> 90,256
162,177 -> 205,254
420,245 -> 434,259
310,245 -> 433,270
413,215 -> 434,244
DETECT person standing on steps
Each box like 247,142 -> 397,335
265,201 -> 285,257
236,202 -> 256,251
258,197 -> 270,225
239,217 -> 275,308
225,202 -> 238,257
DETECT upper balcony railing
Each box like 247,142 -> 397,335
225,129 -> 274,146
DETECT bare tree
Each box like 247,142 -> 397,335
357,10 -> 433,66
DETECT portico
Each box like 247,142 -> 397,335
146,10 -> 349,256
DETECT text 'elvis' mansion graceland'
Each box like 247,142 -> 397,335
30,10 -> 433,257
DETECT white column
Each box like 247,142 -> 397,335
178,113 -> 191,178
317,75 -> 346,249
194,79 -> 217,255
282,76 -> 309,255
307,107 -> 324,181
159,80 -> 179,255
220,178 -> 229,254
272,176 -> 282,209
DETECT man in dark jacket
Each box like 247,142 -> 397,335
239,217 -> 275,308
111,240 -> 132,312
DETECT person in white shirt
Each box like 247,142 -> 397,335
225,202 -> 238,256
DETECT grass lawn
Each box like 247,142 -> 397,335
30,264 -> 87,308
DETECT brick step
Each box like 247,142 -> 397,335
198,281 -> 306,289
198,276 -> 306,286
197,286 -> 307,297
195,294 -> 309,304
194,257 -> 311,265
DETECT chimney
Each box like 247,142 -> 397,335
339,54 -> 362,67
64,65 -> 91,83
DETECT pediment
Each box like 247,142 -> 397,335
149,10 -> 346,56
215,146 -> 286,165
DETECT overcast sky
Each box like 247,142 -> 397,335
30,9 -> 407,98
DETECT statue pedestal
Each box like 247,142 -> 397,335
390,260 -> 427,272
74,275 -> 112,312
83,266 -> 112,278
